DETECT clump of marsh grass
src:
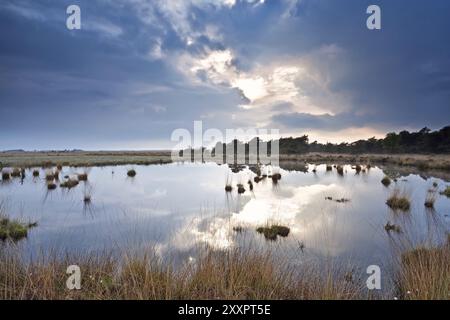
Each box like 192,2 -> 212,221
84,194 -> 92,204
45,171 -> 55,181
2,172 -> 10,180
0,207 -> 37,242
127,169 -> 136,177
256,225 -> 290,241
47,182 -> 57,190
381,176 -> 391,187
395,244 -> 449,300
225,185 -> 232,192
32,170 -> 39,177
326,164 -> 332,171
335,198 -> 350,203
355,165 -> 362,173
254,176 -> 262,183
271,173 -> 282,184
424,190 -> 436,208
384,221 -> 401,233
439,186 -> 450,198
237,183 -> 246,194
10,168 -> 21,178
336,165 -> 344,176
386,189 -> 411,212
325,196 -> 350,203
77,173 -> 88,181
60,179 -> 79,189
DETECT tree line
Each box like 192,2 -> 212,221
208,126 -> 450,156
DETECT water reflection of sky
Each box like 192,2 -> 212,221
0,163 -> 449,269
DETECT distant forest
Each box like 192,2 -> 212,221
208,126 -> 450,155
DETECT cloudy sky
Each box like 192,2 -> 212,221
1,0 -> 449,150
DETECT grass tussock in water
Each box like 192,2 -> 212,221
424,191 -> 436,208
381,176 -> 391,187
256,225 -> 290,241
386,190 -> 411,212
127,169 -> 136,177
47,182 -> 57,190
0,247 -> 367,300
60,179 -> 79,189
440,186 -> 450,198
384,222 -> 401,233
10,168 -> 21,178
45,172 -> 56,181
0,211 -> 37,242
395,244 -> 449,300
32,170 -> 39,177
237,184 -> 246,194
1,172 -> 10,180
77,173 -> 88,181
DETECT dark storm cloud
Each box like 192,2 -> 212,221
0,0 -> 449,149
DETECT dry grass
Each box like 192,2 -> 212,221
0,151 -> 172,168
278,153 -> 450,171
60,179 -> 79,189
395,244 -> 449,300
424,191 -> 436,208
0,247 -> 367,300
386,189 -> 411,211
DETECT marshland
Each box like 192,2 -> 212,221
0,157 -> 449,300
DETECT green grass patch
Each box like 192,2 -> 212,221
0,216 -> 37,241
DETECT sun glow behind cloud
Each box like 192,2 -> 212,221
1,0 -> 449,149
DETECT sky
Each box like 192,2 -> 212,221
0,0 -> 449,150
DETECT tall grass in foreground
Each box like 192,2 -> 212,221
0,246 -> 368,300
0,240 -> 448,299
394,243 -> 449,300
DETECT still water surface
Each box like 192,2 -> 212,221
1,162 -> 449,270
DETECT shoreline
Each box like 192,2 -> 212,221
0,151 -> 449,171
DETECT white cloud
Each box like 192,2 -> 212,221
121,0 -> 266,46
85,20 -> 123,38
0,2 -> 45,20
176,48 -> 338,116
148,38 -> 165,60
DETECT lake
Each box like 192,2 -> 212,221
1,162 -> 449,274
